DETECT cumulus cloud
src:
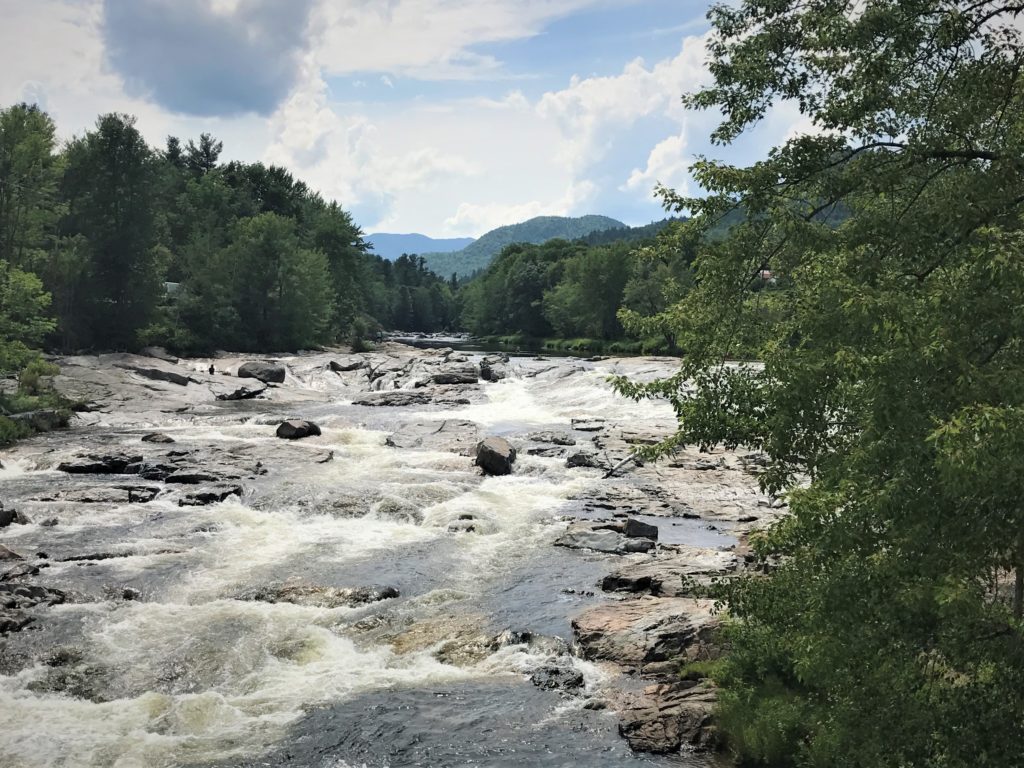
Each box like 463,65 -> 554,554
623,131 -> 691,196
101,0 -> 316,116
444,180 -> 597,236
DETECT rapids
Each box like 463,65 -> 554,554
0,348 -> 753,767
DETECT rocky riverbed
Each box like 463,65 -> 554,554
0,345 -> 782,767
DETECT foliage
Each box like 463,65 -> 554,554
616,2 -> 1024,766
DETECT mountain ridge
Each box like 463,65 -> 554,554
366,232 -> 475,261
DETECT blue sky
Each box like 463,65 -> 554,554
0,0 -> 809,237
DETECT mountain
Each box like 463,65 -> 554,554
421,215 -> 626,278
366,232 -> 475,261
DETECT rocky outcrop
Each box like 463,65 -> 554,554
353,391 -> 433,407
276,420 -> 322,440
475,437 -> 516,475
58,454 -> 142,475
386,420 -> 479,454
571,597 -> 719,671
329,358 -> 367,373
141,433 -> 175,444
248,584 -> 399,608
554,522 -> 655,555
237,361 -> 286,383
118,365 -> 192,386
566,451 -> 603,469
216,386 -> 266,401
177,485 -> 243,506
618,681 -> 718,753
0,503 -> 29,528
428,366 -> 478,385
530,663 -> 585,691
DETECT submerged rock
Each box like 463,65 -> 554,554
141,432 -> 175,444
249,584 -> 399,608
276,419 -> 322,440
237,361 -> 286,383
475,437 -> 517,476
554,523 -> 656,555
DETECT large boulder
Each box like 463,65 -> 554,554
429,366 -> 479,385
554,522 -> 655,554
58,453 -> 142,475
618,681 -> 718,753
475,437 -> 516,475
276,419 -> 322,440
237,361 -> 286,384
624,518 -> 659,541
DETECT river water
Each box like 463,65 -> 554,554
0,349 -> 741,768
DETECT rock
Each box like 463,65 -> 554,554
249,584 -> 399,608
276,420 -> 322,440
216,386 -> 267,401
554,523 -> 655,555
8,409 -> 69,432
237,361 -> 286,384
429,366 -> 479,385
120,365 -> 191,386
601,573 -> 655,594
530,664 -> 585,691
62,486 -> 159,504
139,346 -> 179,364
329,358 -> 367,373
0,503 -> 28,528
566,451 -> 603,469
1,563 -> 39,581
141,433 -> 175,444
529,431 -> 575,446
385,420 -> 479,454
0,583 -> 67,609
479,359 -> 507,382
475,437 -> 517,476
618,681 -> 718,753
121,587 -> 142,601
447,520 -> 478,534
57,454 -> 142,475
165,471 -> 220,485
0,545 -> 24,561
571,597 -> 719,670
571,418 -> 606,432
624,518 -> 659,541
0,612 -> 33,634
177,486 -> 243,506
353,391 -> 433,407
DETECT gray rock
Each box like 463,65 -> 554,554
386,420 -> 479,454
249,584 -> 399,608
0,503 -> 28,528
529,431 -> 576,446
566,451 -> 603,469
0,545 -> 23,561
178,486 -> 243,506
554,528 -> 625,554
139,346 -> 179,364
165,471 -> 220,485
237,361 -> 286,384
618,682 -> 718,753
624,518 -> 659,541
353,391 -> 432,407
141,433 -> 175,444
216,386 -> 267,401
571,418 -> 606,432
329,358 -> 367,373
530,664 -> 585,691
475,437 -> 517,476
479,359 -> 507,382
429,366 -> 479,385
276,420 -> 322,440
120,365 -> 191,386
58,454 -> 142,475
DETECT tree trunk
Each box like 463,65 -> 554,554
1014,561 -> 1023,621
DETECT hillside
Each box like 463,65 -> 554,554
422,214 -> 624,278
366,232 -> 475,261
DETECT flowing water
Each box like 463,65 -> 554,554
0,351 -> 736,768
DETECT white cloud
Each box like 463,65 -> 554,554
623,131 -> 691,195
444,180 -> 597,236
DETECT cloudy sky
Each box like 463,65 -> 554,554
1,0 -> 806,237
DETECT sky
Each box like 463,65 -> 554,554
0,0 -> 809,238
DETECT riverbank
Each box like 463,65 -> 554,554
0,344 -> 782,767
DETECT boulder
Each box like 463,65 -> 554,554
624,518 -> 659,541
276,420 -> 322,440
554,523 -> 656,555
141,432 -> 175,444
57,454 -> 142,475
0,545 -> 22,561
479,359 -> 507,382
566,451 -> 603,469
165,471 -> 220,485
529,431 -> 576,446
475,437 -> 517,476
0,503 -> 28,528
237,361 -> 286,384
530,664 -> 585,691
618,681 -> 718,753
216,385 -> 267,401
571,597 -> 719,670
429,366 -> 479,385
178,485 -> 243,506
571,418 -> 606,432
249,584 -> 399,608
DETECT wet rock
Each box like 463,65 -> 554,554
0,503 -> 29,528
329,358 -> 366,373
618,681 -> 718,753
121,587 -> 142,601
276,419 -> 322,440
428,366 -> 479,385
0,612 -> 33,634
529,431 -> 576,446
554,523 -> 655,555
0,583 -> 67,609
250,584 -> 399,608
353,391 -> 433,407
386,420 -> 479,454
624,518 -> 659,541
0,545 -> 24,561
571,418 -> 606,432
601,573 -> 655,594
127,461 -> 178,481
530,664 -> 585,691
57,454 -> 142,475
61,486 -> 160,504
141,432 -> 175,444
315,451 -> 334,464
178,485 -> 243,506
475,437 -> 517,476
479,358 -> 507,382
165,471 -> 220,485
237,361 -> 286,384
527,446 -> 566,458
447,520 -> 478,534
571,597 -> 719,670
1,563 -> 39,581
119,365 -> 192,386
216,386 -> 267,401
566,451 -> 603,469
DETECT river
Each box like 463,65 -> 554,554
0,345 -> 773,767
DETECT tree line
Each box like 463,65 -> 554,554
0,104 -> 457,372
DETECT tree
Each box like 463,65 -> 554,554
616,2 -> 1024,766
61,113 -> 161,348
184,132 -> 222,176
0,260 -> 54,374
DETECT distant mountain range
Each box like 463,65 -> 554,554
419,215 -> 626,278
365,232 -> 475,261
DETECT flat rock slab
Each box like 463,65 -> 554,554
572,597 -> 718,670
554,523 -> 655,555
386,420 -> 479,455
